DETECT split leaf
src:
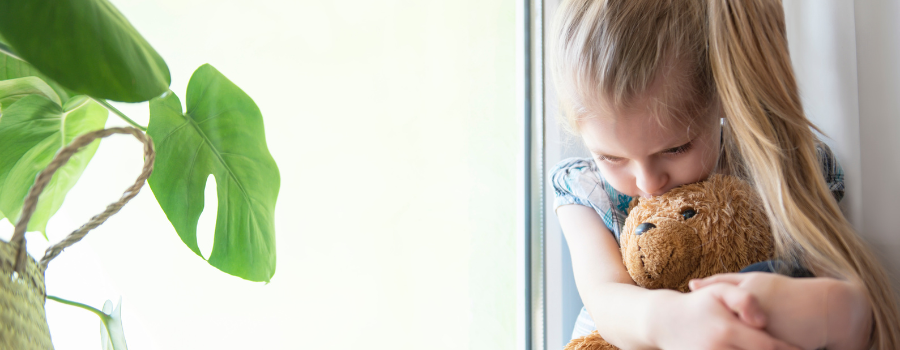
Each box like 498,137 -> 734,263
148,64 -> 279,282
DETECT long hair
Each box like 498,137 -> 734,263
551,0 -> 900,348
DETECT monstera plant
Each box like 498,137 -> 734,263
0,0 -> 279,348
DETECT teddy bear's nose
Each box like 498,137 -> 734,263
634,222 -> 656,235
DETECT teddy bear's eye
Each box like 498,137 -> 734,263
681,208 -> 697,219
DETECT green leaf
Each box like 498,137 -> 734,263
0,0 -> 171,102
0,95 -> 108,236
0,76 -> 61,111
1,49 -> 75,102
148,64 -> 279,282
46,295 -> 129,350
100,299 -> 129,350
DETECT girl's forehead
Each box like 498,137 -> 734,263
578,103 -> 716,156
578,78 -> 719,129
580,111 -> 685,145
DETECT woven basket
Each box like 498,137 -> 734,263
0,127 -> 154,350
1,239 -> 51,349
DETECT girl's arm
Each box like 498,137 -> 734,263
690,273 -> 874,350
557,204 -> 801,350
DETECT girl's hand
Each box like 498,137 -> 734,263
690,273 -> 873,350
646,286 -> 802,350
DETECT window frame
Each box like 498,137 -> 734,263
519,0 -> 586,349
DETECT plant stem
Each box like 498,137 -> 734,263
94,98 -> 147,131
47,295 -> 110,321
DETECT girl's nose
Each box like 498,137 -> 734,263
635,168 -> 667,197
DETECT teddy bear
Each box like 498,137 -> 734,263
564,174 -> 774,350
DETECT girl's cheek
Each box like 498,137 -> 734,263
598,167 -> 636,197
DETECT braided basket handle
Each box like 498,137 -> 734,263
10,127 -> 155,275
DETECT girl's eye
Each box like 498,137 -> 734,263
663,142 -> 693,155
596,155 -> 624,164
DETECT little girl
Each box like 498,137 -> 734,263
549,0 -> 900,349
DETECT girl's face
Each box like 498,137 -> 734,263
579,98 -> 721,198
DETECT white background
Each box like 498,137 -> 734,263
0,0 -> 519,349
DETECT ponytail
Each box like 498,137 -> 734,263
707,0 -> 900,348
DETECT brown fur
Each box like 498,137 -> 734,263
564,174 -> 773,350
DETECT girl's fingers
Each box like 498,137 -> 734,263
690,273 -> 749,290
705,283 -> 767,329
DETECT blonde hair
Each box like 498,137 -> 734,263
551,0 -> 900,348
